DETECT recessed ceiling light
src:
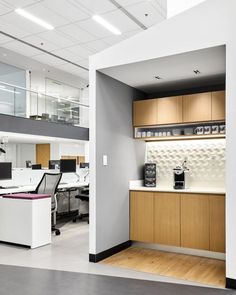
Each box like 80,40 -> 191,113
193,69 -> 201,75
15,8 -> 54,30
92,15 -> 122,35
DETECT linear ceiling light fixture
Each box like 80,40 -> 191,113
92,15 -> 121,35
15,8 -> 54,30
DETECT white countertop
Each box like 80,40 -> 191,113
129,181 -> 225,195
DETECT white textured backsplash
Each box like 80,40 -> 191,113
146,139 -> 225,188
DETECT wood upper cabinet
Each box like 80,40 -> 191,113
130,191 -> 154,243
181,194 -> 210,250
157,96 -> 183,125
212,91 -> 225,121
183,92 -> 212,123
209,195 -> 225,253
154,193 -> 181,246
133,99 -> 158,126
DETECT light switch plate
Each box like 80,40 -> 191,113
103,155 -> 108,166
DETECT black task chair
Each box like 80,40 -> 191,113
73,186 -> 89,224
35,173 -> 62,235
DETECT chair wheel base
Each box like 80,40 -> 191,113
55,229 -> 61,236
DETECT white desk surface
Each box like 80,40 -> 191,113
0,182 -> 89,196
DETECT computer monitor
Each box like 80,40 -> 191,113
80,162 -> 89,169
49,160 -> 60,169
32,164 -> 42,170
60,159 -> 76,173
0,162 -> 12,180
26,160 -> 32,168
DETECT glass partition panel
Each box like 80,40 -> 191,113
0,83 -> 15,116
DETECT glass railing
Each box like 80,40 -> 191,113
0,81 -> 89,128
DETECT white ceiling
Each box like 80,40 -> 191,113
0,131 -> 86,144
100,45 -> 226,93
0,0 -> 167,80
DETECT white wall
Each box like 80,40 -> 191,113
0,143 -> 35,168
90,0 -> 236,281
167,0 -> 206,18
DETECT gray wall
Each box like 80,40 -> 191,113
0,114 -> 89,141
94,72 -> 145,253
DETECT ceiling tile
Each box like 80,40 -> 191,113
22,35 -> 58,51
68,0 -> 116,15
117,0 -> 143,5
2,40 -> 41,56
0,2 -> 12,15
102,9 -> 140,32
102,34 -> 125,46
76,59 -> 89,69
58,63 -> 89,79
66,44 -> 94,59
0,18 -> 29,37
123,29 -> 142,38
58,24 -> 95,44
42,0 -> 89,22
1,12 -> 46,34
2,0 -> 40,8
83,40 -> 109,53
32,53 -> 66,66
124,2 -> 165,27
0,33 -> 13,44
50,48 -> 81,62
24,3 -> 69,27
77,18 -> 114,38
37,31 -> 75,48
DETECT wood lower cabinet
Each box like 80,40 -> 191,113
133,99 -> 158,126
154,193 -> 181,246
181,194 -> 210,250
209,195 -> 225,253
130,191 -> 154,243
157,96 -> 183,125
130,191 -> 225,253
183,92 -> 212,123
212,91 -> 225,121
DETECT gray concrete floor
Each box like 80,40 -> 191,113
0,264 -> 234,295
0,221 -> 224,289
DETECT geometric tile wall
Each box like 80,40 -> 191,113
146,139 -> 225,188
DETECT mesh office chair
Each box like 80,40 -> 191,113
35,173 -> 62,235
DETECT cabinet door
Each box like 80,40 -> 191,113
154,193 -> 181,246
133,99 -> 158,126
212,91 -> 225,121
181,194 -> 209,250
183,92 -> 212,123
209,195 -> 225,253
130,191 -> 154,243
157,96 -> 183,125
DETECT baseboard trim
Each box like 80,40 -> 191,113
89,240 -> 132,263
226,278 -> 236,289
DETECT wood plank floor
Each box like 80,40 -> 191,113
101,247 -> 226,288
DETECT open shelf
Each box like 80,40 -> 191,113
135,134 -> 225,142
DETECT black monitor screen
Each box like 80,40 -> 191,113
60,159 -> 76,173
0,162 -> 12,180
80,162 -> 89,169
32,164 -> 42,170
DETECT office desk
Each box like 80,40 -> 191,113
0,182 -> 89,196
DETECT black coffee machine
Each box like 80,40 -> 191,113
144,163 -> 156,187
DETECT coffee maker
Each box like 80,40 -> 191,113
144,163 -> 156,187
173,160 -> 190,189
